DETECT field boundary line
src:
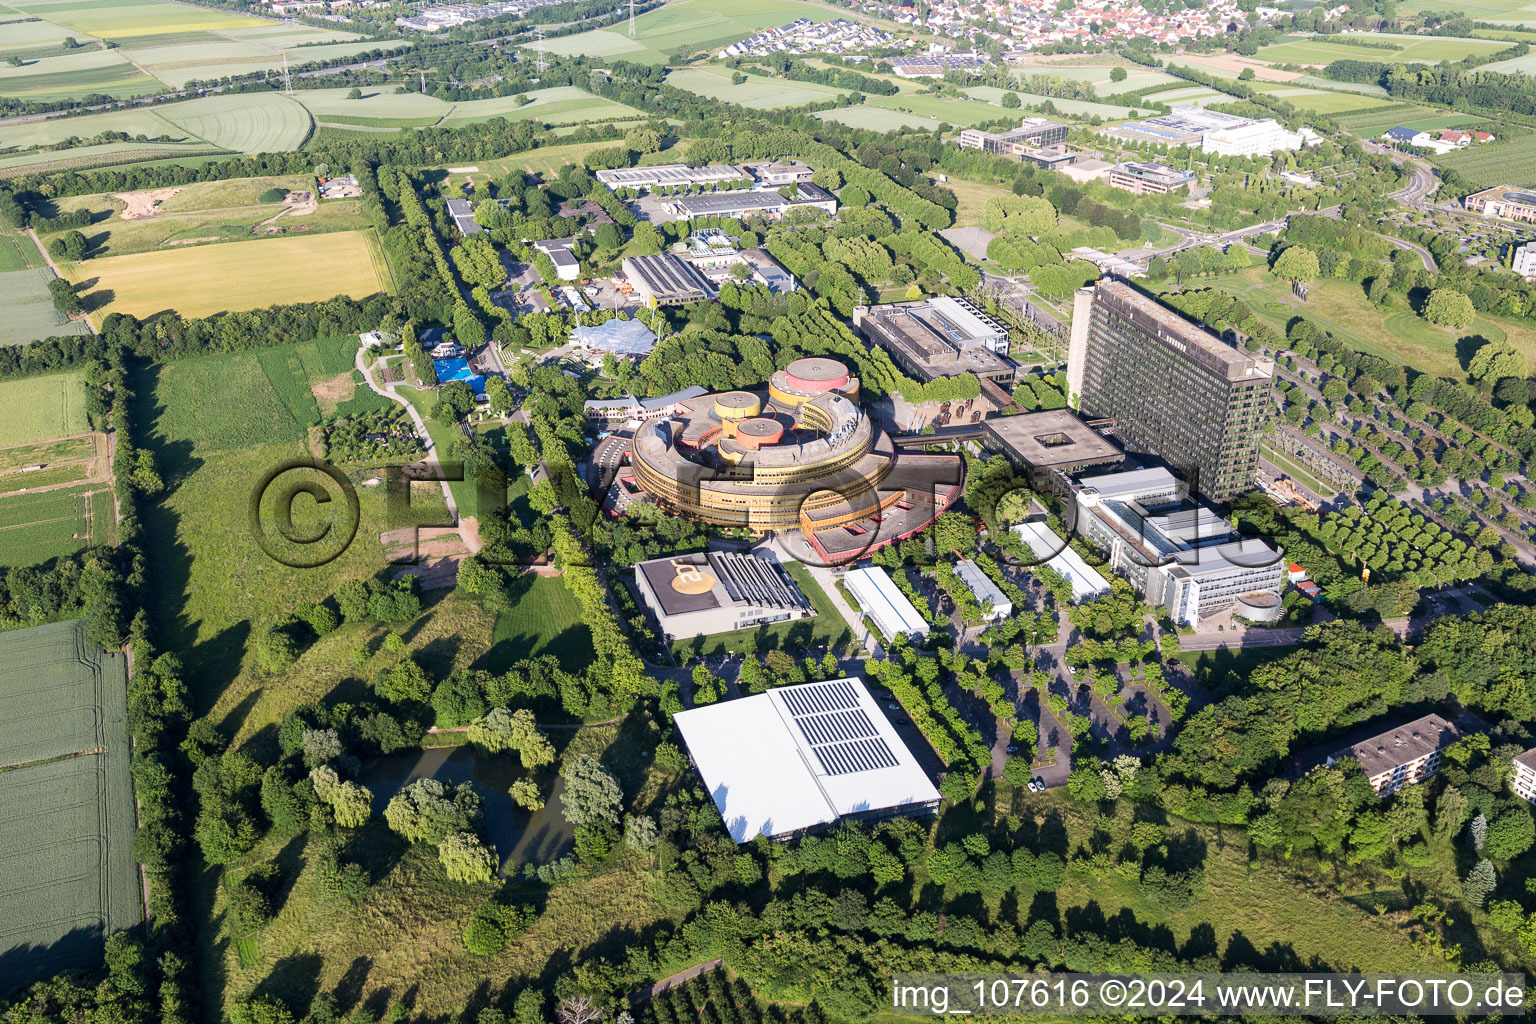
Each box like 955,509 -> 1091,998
0,745 -> 107,774
0,432 -> 97,453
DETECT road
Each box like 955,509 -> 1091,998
354,346 -> 463,526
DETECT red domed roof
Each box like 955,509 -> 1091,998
784,356 -> 849,393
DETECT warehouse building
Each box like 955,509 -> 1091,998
1105,106 -> 1307,157
633,549 -> 814,641
982,409 -> 1124,494
594,163 -> 746,191
953,559 -> 1011,621
534,237 -> 581,281
673,677 -> 942,842
853,296 -> 1015,384
1071,467 -> 1286,627
844,566 -> 929,641
621,253 -> 717,306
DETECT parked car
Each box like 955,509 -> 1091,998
1006,744 -> 1018,754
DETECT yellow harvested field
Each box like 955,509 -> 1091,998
62,230 -> 389,320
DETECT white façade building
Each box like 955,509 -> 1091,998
844,566 -> 929,642
673,677 -> 941,842
1069,467 -> 1285,627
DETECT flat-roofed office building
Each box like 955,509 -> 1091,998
1071,467 -> 1285,627
983,409 -> 1124,494
853,296 -> 1014,384
633,549 -> 814,641
594,163 -> 745,190
1107,162 -> 1194,195
1067,279 -> 1273,502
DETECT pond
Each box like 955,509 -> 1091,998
360,744 -> 575,877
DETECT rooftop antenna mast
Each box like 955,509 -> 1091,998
628,0 -> 636,38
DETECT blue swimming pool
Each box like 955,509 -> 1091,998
433,357 -> 486,396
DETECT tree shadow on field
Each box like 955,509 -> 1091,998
252,952 -> 324,1016
1456,332 -> 1494,373
191,619 -> 252,716
333,954 -> 374,1013
217,687 -> 261,745
0,926 -> 103,995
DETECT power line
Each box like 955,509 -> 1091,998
628,0 -> 636,39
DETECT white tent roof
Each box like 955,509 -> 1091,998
1011,520 -> 1111,603
673,677 -> 940,842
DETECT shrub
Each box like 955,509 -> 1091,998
258,187 -> 288,203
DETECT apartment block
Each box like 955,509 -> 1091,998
1327,714 -> 1464,797
1513,748 -> 1536,805
1066,280 -> 1273,502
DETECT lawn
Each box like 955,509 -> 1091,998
932,174 -> 1016,228
156,93 -> 313,153
1436,133 -> 1536,187
537,0 -> 841,64
1153,268 -> 1536,381
0,371 -> 90,447
41,177 -> 371,258
1272,90 -> 1397,114
0,268 -> 93,347
669,559 -> 852,659
1261,441 -> 1336,497
0,619 -> 137,995
483,574 -> 595,673
59,229 -> 389,321
666,66 -> 845,109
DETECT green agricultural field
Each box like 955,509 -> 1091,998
0,268 -> 92,348
156,93 -> 313,153
441,87 -> 646,125
294,85 -> 452,121
0,371 -> 90,447
1482,49 -> 1536,73
970,84 -> 1141,118
60,229 -> 389,321
538,0 -> 840,64
0,223 -> 43,273
0,107 -> 192,152
1436,133 -> 1536,187
1397,114 -> 1488,131
1295,74 -> 1390,95
0,619 -> 137,995
0,140 -> 223,178
4,0 -> 272,38
0,47 -> 159,101
1270,89 -> 1397,114
128,39 -> 410,89
666,66 -> 844,108
864,92 -> 1018,128
1398,0 -> 1533,18
1258,34 -> 1504,64
0,15 -> 76,49
0,485 -> 111,566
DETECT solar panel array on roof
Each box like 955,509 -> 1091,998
814,738 -> 898,776
781,679 -> 898,776
779,678 -> 859,715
